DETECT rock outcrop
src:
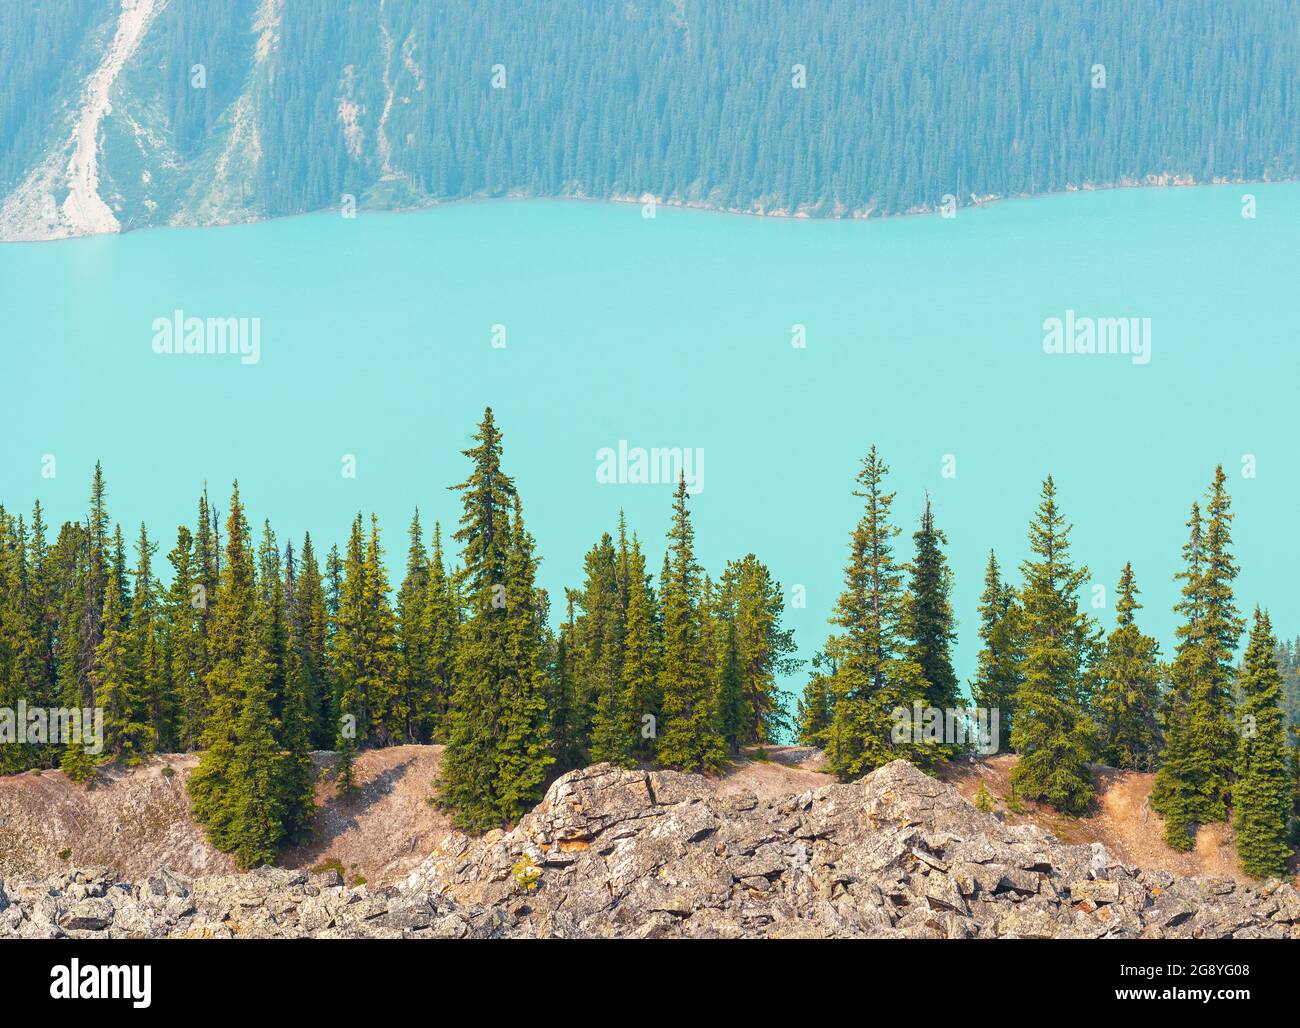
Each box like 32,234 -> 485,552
3,761 -> 1298,939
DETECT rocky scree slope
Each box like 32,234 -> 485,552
4,760 -> 1299,939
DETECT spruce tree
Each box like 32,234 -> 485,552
422,522 -> 457,739
188,483 -> 259,850
797,648 -> 836,748
1153,471 -> 1243,847
970,550 -> 1023,749
289,533 -> 331,748
620,533 -> 659,763
903,497 -> 960,711
438,408 -> 536,829
825,448 -> 930,778
94,560 -> 154,762
548,594 -> 584,771
397,509 -> 432,742
165,526 -> 206,750
494,496 -> 555,819
719,554 -> 796,746
1233,609 -> 1293,879
656,475 -> 727,772
362,515 -> 402,746
127,523 -> 170,752
1094,563 -> 1163,770
1008,476 -> 1096,815
578,532 -> 628,765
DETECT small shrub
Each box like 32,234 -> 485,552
974,781 -> 995,813
350,874 -> 367,887
161,766 -> 175,778
512,854 -> 541,892
312,857 -> 345,877
57,848 -> 72,861
752,747 -> 770,762
1002,784 -> 1027,815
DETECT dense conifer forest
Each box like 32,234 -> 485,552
2,0 -> 1296,231
1,409 -> 1297,877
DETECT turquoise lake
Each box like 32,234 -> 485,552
3,184 -> 1299,703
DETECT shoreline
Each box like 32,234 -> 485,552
1,175 -> 1292,248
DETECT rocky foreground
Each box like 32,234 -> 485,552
2,760 -> 1298,939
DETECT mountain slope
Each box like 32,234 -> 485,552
4,760 -> 1298,939
2,0 -> 1296,241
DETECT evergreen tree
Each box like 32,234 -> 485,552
1094,563 -> 1163,770
94,558 -> 154,762
278,538 -> 318,843
719,553 -> 796,746
970,550 -> 1023,750
1153,471 -> 1243,848
397,509 -> 432,742
438,408 -> 534,829
903,497 -> 960,711
127,523 -> 170,752
422,522 -> 457,739
494,496 -> 555,818
188,483 -> 261,851
547,594 -> 584,771
796,649 -> 837,748
655,475 -> 727,772
620,533 -> 659,763
1008,477 -> 1096,815
1233,609 -> 1293,879
362,515 -> 403,746
825,448 -> 930,778
289,533 -> 331,748
164,526 -> 206,750
577,532 -> 628,765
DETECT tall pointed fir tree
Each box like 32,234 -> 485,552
330,515 -> 367,793
1008,476 -> 1097,815
422,522 -> 457,739
438,409 -> 546,829
1153,471 -> 1243,848
719,554 -> 796,747
903,497 -> 960,712
362,515 -> 402,746
1233,609 -> 1293,879
397,510 -> 432,742
825,448 -> 930,778
621,532 -> 659,763
188,483 -> 263,852
289,533 -> 331,748
165,526 -> 206,750
277,538 -> 318,843
548,594 -> 583,772
1094,564 -> 1163,771
655,474 -> 727,772
970,550 -> 1023,750
494,496 -> 555,819
94,557 -> 154,761
578,531 -> 628,765
127,523 -> 171,752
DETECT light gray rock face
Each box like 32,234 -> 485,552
2,761 -> 1297,939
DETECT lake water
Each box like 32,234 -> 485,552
3,184 -> 1298,704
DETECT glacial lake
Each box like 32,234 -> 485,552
3,184 -> 1298,699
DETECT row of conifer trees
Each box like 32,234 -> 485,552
1,412 -> 1295,876
798,456 -> 1298,880
0,409 -> 796,863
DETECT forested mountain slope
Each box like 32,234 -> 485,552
1,0 -> 1296,240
